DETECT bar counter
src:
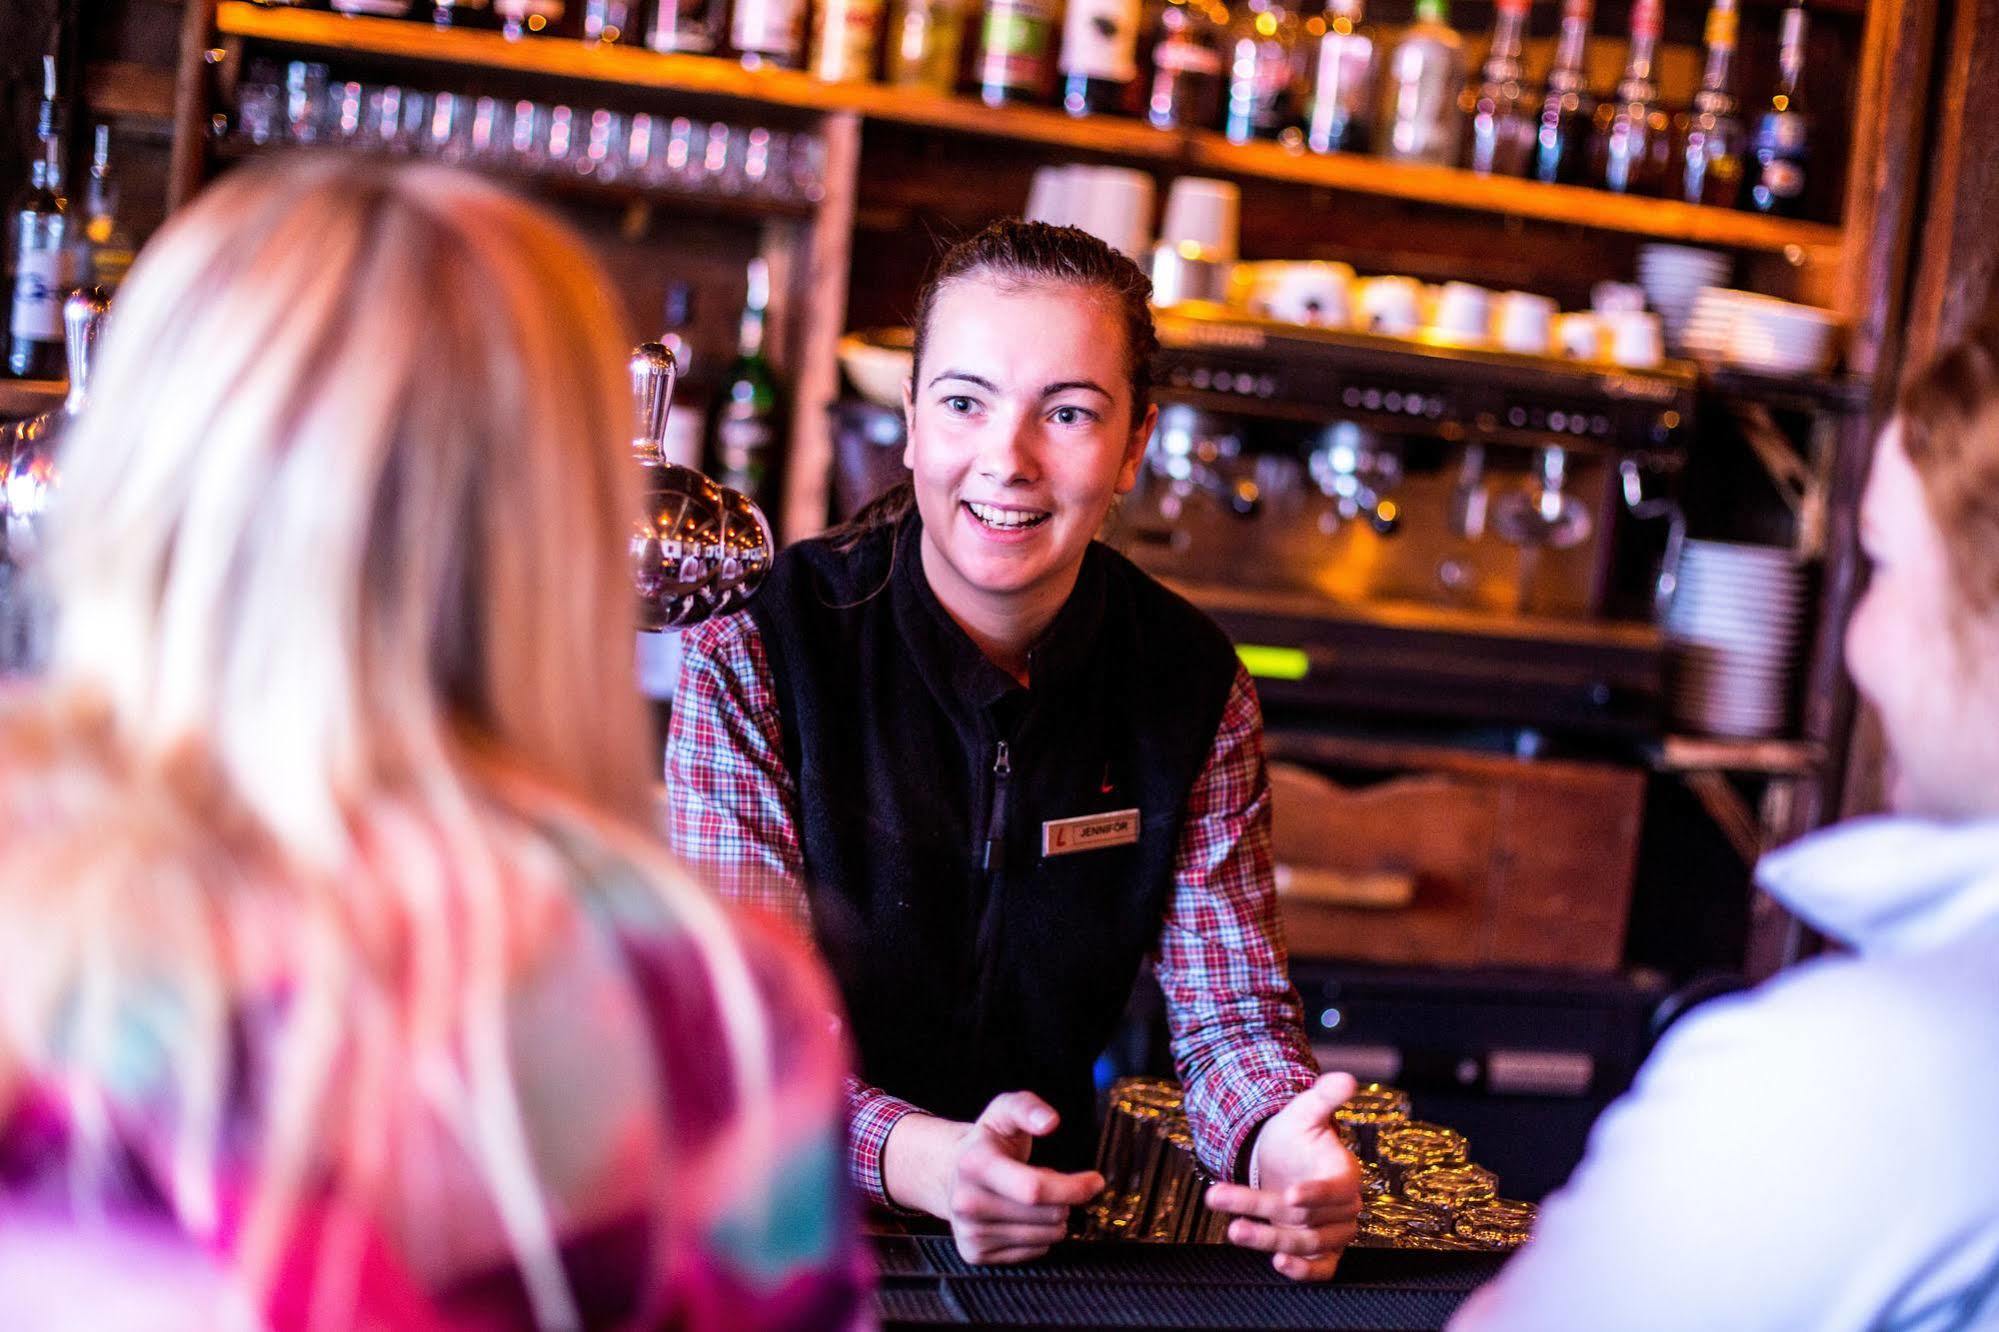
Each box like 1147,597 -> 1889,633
870,1229 -> 1506,1330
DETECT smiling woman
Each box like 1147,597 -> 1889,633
667,218 -> 1367,1282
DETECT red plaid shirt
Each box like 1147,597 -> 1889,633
665,611 -> 1320,1208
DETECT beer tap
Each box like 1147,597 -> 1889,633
1309,422 -> 1402,536
2,287 -> 109,566
628,341 -> 774,630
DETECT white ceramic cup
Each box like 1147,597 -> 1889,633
1070,166 -> 1155,260
1607,310 -> 1665,368
1432,282 -> 1493,345
1591,280 -> 1648,317
1557,311 -> 1607,361
1360,275 -> 1423,337
1160,176 -> 1242,263
1024,164 -> 1079,228
1262,261 -> 1354,327
1495,291 -> 1557,355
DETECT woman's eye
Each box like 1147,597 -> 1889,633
943,396 -> 978,415
1051,405 -> 1097,426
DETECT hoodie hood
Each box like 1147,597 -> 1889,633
1756,815 -> 1999,955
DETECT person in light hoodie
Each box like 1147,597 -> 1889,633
1452,320 -> 1999,1331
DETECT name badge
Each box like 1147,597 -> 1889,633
1042,808 -> 1141,857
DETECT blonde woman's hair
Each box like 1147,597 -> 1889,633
0,157 -> 774,1329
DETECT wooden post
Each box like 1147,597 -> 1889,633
779,109 -> 861,544
1902,0 -> 1999,375
167,0 -> 220,210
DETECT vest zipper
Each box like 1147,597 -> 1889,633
981,739 -> 1011,874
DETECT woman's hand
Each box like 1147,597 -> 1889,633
1205,1073 -> 1363,1281
883,1092 -> 1104,1265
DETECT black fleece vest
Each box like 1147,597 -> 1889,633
748,514 -> 1238,1168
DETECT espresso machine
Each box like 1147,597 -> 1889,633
1108,307 -> 1696,738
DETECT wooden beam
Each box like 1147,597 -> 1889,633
168,0 -> 220,209
84,59 -> 178,123
779,109 -> 860,543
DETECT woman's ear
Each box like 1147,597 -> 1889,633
1116,402 -> 1158,495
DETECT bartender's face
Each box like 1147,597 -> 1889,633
904,277 -> 1155,611
1845,423 -> 1999,816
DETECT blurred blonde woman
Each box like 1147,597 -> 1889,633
0,157 -> 866,1331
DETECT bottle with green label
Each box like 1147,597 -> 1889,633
974,0 -> 1062,106
1378,0 -> 1463,165
704,258 -> 784,511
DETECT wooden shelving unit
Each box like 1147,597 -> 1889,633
211,2 -> 1841,257
0,380 -> 64,422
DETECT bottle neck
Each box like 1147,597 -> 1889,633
1483,1 -> 1527,80
1619,1 -> 1661,99
1548,0 -> 1592,89
1776,6 -> 1807,103
1412,0 -> 1445,26
738,305 -> 766,359
30,134 -> 62,194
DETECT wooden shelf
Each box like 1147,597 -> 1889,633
0,380 -> 64,421
214,2 -> 1843,256
1185,136 -> 1845,259
1653,735 -> 1825,776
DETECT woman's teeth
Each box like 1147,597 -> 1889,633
966,501 -> 1050,531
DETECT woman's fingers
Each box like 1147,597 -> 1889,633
960,1243 -> 1061,1267
1273,1250 -> 1344,1282
950,1184 -> 1069,1227
969,1150 -> 1103,1209
1225,1216 -> 1357,1257
1206,1179 -> 1360,1228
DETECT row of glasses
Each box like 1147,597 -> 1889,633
234,61 -> 828,207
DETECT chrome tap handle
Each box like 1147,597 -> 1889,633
627,340 -> 772,629
63,287 -> 110,417
630,341 -> 677,462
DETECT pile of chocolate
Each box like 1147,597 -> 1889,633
1083,1078 -> 1536,1253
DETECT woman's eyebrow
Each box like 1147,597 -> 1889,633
1040,379 -> 1113,400
926,370 -> 1001,391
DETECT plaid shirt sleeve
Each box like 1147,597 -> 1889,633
1154,660 -> 1322,1182
663,613 -> 924,1208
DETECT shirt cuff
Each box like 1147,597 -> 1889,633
1223,1085 -> 1303,1185
846,1078 -> 926,1210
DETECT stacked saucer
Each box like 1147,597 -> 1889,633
1665,541 -> 1810,738
1636,245 -> 1733,353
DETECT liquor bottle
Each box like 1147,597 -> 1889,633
493,0 -> 565,38
705,259 -> 783,508
1060,0 -> 1143,116
1144,0 -> 1228,130
813,0 -> 887,80
1377,0 -> 1462,165
1222,0 -> 1302,144
1677,0 -> 1744,207
584,0 -> 634,41
1464,0 -> 1534,176
647,0 -> 719,51
1529,0 -> 1595,184
659,282 -> 708,469
732,0 -> 809,68
1747,3 -> 1811,217
1304,0 -> 1372,154
8,57 -> 74,382
887,0 -> 967,92
1591,0 -> 1672,195
973,0 -> 1063,106
431,0 -> 495,30
80,125 -> 134,293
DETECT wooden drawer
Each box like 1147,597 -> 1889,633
1268,736 -> 1644,971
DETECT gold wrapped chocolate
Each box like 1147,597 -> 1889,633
1455,1199 -> 1538,1250
1358,1160 -> 1392,1197
1333,1083 -> 1412,1160
1377,1122 -> 1470,1188
1405,1163 -> 1499,1215
1358,1195 -> 1451,1240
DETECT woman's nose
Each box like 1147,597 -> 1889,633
975,412 -> 1040,483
